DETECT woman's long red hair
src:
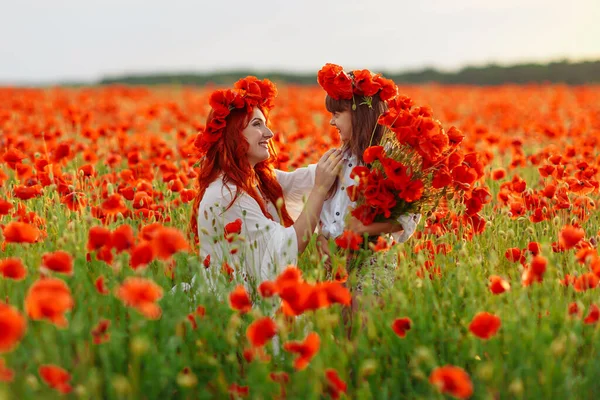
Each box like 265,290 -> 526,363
190,107 -> 294,244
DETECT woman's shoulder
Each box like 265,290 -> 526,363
200,178 -> 236,208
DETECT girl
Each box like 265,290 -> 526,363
188,76 -> 343,293
316,63 -> 421,293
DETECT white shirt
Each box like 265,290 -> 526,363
195,165 -> 317,289
319,152 -> 421,243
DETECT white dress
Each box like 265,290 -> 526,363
192,165 -> 317,291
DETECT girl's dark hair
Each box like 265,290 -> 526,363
324,94 -> 388,199
325,95 -> 387,164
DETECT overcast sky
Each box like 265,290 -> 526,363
1,0 -> 599,84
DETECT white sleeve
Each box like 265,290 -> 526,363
275,164 -> 317,221
391,213 -> 421,243
232,193 -> 298,282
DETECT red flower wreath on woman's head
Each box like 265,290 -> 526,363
193,76 -> 278,154
317,63 -> 398,102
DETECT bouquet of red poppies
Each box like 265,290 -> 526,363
347,95 -> 476,226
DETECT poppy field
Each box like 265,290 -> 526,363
1,83 -> 600,399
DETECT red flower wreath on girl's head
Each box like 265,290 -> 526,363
317,63 -> 398,102
193,76 -> 278,154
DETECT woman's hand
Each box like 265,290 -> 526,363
314,149 -> 344,194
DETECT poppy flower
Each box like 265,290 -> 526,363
100,193 -> 128,215
150,226 -> 189,260
429,365 -> 473,399
91,319 -> 111,344
283,332 -> 320,370
111,224 -> 135,253
130,242 -> 154,269
334,230 -> 363,251
0,303 -> 26,353
224,218 -> 243,242
38,364 -> 72,394
87,226 -> 111,251
325,368 -> 347,399
41,251 -> 74,275
584,304 -> 599,324
258,280 -> 278,298
116,277 -> 163,319
0,200 -> 12,216
469,312 -> 501,339
559,225 -> 585,249
489,275 -> 510,295
25,277 -> 74,328
568,302 -> 581,317
391,317 -> 412,338
0,359 -> 14,382
2,221 -> 40,244
228,383 -> 249,398
229,285 -> 252,313
246,317 -> 277,347
573,273 -> 599,292
95,276 -> 109,295
0,257 -> 27,280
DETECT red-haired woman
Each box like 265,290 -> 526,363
188,76 -> 343,291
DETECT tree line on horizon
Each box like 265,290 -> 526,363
98,59 -> 600,86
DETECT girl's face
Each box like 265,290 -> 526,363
329,109 -> 352,143
242,107 -> 274,166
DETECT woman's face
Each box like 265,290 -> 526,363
329,109 -> 352,143
242,107 -> 274,166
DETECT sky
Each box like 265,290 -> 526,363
1,0 -> 599,84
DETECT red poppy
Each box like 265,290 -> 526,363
130,242 -> 154,269
0,359 -> 14,382
0,199 -> 13,216
469,312 -> 501,339
325,368 -> 347,399
2,221 -> 40,244
228,383 -> 249,398
0,257 -> 27,280
224,218 -> 243,242
91,319 -> 111,344
116,277 -> 163,319
25,277 -> 74,328
334,230 -> 363,251
283,332 -> 320,370
41,251 -> 74,275
111,224 -> 135,253
489,275 -> 510,295
573,273 -> 599,292
150,226 -> 190,260
87,226 -> 111,251
246,317 -> 277,347
429,365 -> 473,399
559,225 -> 585,249
95,276 -> 109,295
0,303 -> 27,353
584,304 -> 599,324
391,317 -> 412,338
39,364 -> 72,394
258,280 -> 278,298
229,285 -> 252,313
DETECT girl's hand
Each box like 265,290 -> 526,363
346,215 -> 367,236
314,149 -> 343,194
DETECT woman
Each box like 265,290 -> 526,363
188,76 -> 343,292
